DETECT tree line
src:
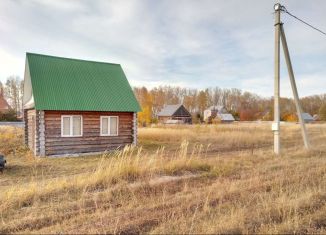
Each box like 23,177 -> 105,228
1,76 -> 326,123
134,86 -> 326,124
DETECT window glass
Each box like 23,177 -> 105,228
101,117 -> 109,135
73,116 -> 82,136
110,117 -> 118,135
63,117 -> 71,136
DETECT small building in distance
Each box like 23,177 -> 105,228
301,113 -> 314,123
313,114 -> 319,121
204,105 -> 235,123
0,88 -> 11,113
157,104 -> 192,124
23,53 -> 141,156
216,113 -> 236,122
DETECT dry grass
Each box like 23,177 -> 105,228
0,123 -> 326,234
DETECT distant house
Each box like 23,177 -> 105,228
0,88 -> 10,113
23,53 -> 141,156
216,113 -> 235,122
301,113 -> 314,123
313,114 -> 319,121
157,104 -> 192,124
204,105 -> 235,123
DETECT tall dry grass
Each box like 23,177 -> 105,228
0,126 -> 26,155
0,140 -> 215,233
0,123 -> 326,233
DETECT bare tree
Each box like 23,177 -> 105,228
5,76 -> 23,114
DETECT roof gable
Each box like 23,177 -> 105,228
0,96 -> 10,111
158,104 -> 181,116
0,88 -> 10,111
217,113 -> 235,121
157,104 -> 191,117
174,105 -> 191,117
302,113 -> 313,120
24,53 -> 140,112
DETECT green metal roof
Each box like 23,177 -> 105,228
26,53 -> 141,112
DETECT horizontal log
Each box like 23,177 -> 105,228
45,135 -> 132,143
45,136 -> 132,146
45,135 -> 132,141
45,126 -> 132,131
44,122 -> 132,128
44,136 -> 132,143
45,141 -> 132,149
44,116 -> 132,121
45,129 -> 132,137
45,122 -> 132,127
45,143 -> 132,149
45,112 -> 132,115
46,144 -> 128,151
45,111 -> 133,117
45,114 -> 132,119
45,123 -> 133,130
46,144 -> 129,155
44,135 -> 132,140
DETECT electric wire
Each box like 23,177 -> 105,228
281,6 -> 326,37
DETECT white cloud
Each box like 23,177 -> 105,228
0,48 -> 25,83
0,0 -> 325,97
28,0 -> 87,11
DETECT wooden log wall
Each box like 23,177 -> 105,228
39,111 -> 45,156
25,109 -> 40,155
133,112 -> 137,145
24,109 -> 28,146
44,111 -> 134,156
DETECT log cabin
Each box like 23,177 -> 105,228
157,104 -> 192,124
23,53 -> 141,156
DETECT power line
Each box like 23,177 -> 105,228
281,6 -> 326,37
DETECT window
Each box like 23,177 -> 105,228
100,116 -> 119,136
61,115 -> 83,137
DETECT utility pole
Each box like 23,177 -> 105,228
273,3 -> 281,155
280,26 -> 310,149
272,3 -> 310,154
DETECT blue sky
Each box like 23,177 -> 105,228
1,0 -> 326,97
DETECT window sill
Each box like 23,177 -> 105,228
61,135 -> 83,137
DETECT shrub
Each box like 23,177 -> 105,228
0,109 -> 18,121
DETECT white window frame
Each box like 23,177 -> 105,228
100,116 -> 119,136
61,115 -> 83,137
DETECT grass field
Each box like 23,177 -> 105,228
0,123 -> 326,234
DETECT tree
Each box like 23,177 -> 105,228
239,109 -> 256,121
319,103 -> 326,121
0,109 -> 18,121
134,87 -> 153,126
138,106 -> 152,126
133,85 -> 326,123
4,76 -> 23,114
282,113 -> 298,122
197,90 -> 208,114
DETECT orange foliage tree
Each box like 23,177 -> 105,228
239,109 -> 256,121
282,113 -> 298,122
134,87 -> 153,126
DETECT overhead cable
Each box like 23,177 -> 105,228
281,6 -> 326,37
